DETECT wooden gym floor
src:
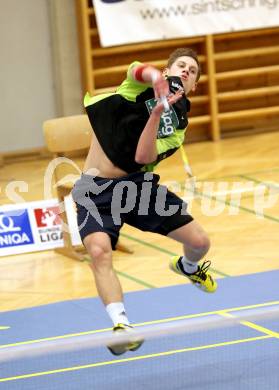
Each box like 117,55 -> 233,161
0,131 -> 278,312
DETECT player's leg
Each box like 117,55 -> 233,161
168,220 -> 217,292
73,173 -> 143,355
139,180 -> 217,293
84,231 -> 123,306
84,231 -> 143,355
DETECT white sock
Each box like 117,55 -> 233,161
106,302 -> 130,327
181,256 -> 198,274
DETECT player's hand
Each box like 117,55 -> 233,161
152,89 -> 184,115
152,74 -> 170,100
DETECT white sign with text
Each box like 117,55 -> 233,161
94,0 -> 279,47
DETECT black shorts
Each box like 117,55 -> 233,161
72,172 -> 193,249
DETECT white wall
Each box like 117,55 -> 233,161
0,0 -> 56,152
49,0 -> 83,117
0,0 -> 82,153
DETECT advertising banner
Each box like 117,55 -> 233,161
93,0 -> 279,47
0,200 -> 64,257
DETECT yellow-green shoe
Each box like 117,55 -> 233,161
107,323 -> 144,356
170,256 -> 217,293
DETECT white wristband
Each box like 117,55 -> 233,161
161,96 -> 170,112
151,71 -> 159,83
151,70 -> 169,111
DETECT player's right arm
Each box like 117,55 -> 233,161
135,89 -> 184,164
130,63 -> 169,100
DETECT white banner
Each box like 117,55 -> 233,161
0,197 -> 82,257
93,0 -> 279,47
0,199 -> 64,257
64,194 -> 82,247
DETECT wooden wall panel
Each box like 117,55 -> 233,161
75,0 -> 279,142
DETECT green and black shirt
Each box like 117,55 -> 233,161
84,61 -> 191,173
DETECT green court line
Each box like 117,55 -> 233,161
119,171 -> 278,286
115,270 -> 155,289
182,178 -> 279,224
231,194 -> 257,200
241,167 -> 279,175
83,257 -> 155,289
120,232 -> 229,278
121,233 -> 176,256
179,171 -> 278,200
195,190 -> 279,223
93,169 -> 278,290
239,174 -> 279,190
197,166 -> 279,182
87,169 -> 279,289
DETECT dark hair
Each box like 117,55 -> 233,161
167,48 -> 201,81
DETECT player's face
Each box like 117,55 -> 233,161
165,56 -> 198,94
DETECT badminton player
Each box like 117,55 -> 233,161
72,48 -> 217,355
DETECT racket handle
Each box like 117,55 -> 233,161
150,72 -> 170,111
184,164 -> 193,177
161,96 -> 170,112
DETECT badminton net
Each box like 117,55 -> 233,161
0,303 -> 278,390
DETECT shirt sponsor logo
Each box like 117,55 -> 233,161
170,80 -> 183,91
145,98 -> 179,138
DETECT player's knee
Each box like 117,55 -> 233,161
189,233 -> 210,254
87,242 -> 110,264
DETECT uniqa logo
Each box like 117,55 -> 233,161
0,213 -> 33,247
0,215 -> 21,233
